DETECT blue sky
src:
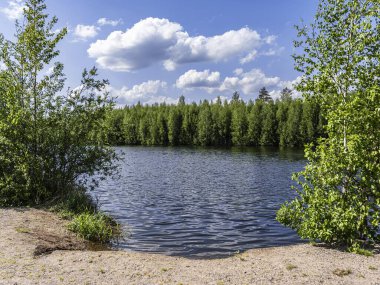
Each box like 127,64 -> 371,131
0,0 -> 319,105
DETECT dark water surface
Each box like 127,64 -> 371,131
93,146 -> 306,258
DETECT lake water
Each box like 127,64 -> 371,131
93,146 -> 306,258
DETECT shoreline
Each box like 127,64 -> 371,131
1,208 -> 379,285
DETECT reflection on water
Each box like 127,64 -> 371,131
93,146 -> 306,258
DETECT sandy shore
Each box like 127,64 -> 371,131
0,208 -> 379,285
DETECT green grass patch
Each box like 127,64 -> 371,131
352,247 -> 373,257
68,212 -> 120,243
348,243 -> 374,257
48,188 -> 123,244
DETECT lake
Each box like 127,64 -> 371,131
93,146 -> 306,258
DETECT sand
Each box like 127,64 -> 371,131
0,208 -> 379,285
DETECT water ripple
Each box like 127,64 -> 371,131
93,146 -> 306,258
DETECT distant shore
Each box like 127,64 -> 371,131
0,208 -> 379,285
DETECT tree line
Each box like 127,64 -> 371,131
106,88 -> 325,147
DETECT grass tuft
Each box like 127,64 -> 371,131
348,242 -> 374,256
286,263 -> 298,271
48,188 -> 123,244
68,212 -> 120,243
333,268 -> 352,277
15,227 -> 30,233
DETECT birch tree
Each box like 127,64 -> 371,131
277,0 -> 380,251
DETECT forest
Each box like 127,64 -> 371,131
106,88 -> 325,147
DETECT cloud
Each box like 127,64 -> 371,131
212,96 -> 229,104
220,69 -> 281,94
143,96 -> 178,105
269,76 -> 302,99
0,0 -> 24,20
97,17 -> 122,27
88,18 -> 181,72
176,69 -> 220,89
108,73 -> 301,105
109,80 -> 171,105
176,68 -> 286,98
74,25 -> 99,40
264,35 -> 277,44
169,27 -> 261,66
88,17 -> 273,72
261,47 -> 285,57
240,50 -> 258,64
45,66 -> 55,75
233,68 -> 244,76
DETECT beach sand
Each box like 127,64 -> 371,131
0,208 -> 379,285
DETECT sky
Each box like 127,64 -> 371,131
0,0 -> 319,106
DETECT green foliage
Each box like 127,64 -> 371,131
168,108 -> 182,146
283,99 -> 303,147
231,101 -> 249,146
197,100 -> 214,146
0,0 -> 118,206
50,188 -> 97,218
348,243 -> 373,257
106,109 -> 125,145
107,94 -> 323,148
260,101 -> 277,145
247,99 -> 263,145
68,212 -> 120,243
277,0 -> 380,251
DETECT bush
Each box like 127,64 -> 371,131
68,212 -> 120,243
0,0 -> 118,206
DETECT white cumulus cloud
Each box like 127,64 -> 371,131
97,17 -> 122,27
88,17 -> 272,72
74,25 -> 99,40
176,69 -> 220,89
109,80 -> 170,105
88,18 -> 181,72
220,68 -> 281,95
0,0 -> 24,20
176,68 -> 284,98
170,27 -> 261,66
